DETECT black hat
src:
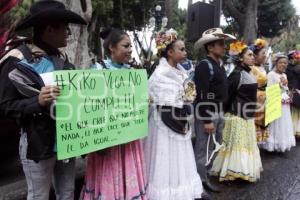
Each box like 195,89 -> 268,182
16,0 -> 87,31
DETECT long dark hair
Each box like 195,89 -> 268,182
100,28 -> 129,56
233,47 -> 249,66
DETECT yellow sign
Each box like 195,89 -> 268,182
265,84 -> 282,126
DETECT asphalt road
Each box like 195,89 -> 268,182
210,140 -> 300,200
0,158 -> 85,200
2,141 -> 300,200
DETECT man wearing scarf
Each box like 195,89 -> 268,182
0,1 -> 86,199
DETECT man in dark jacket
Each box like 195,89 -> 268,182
0,1 -> 86,199
193,28 -> 235,195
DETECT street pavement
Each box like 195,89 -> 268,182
210,140 -> 300,200
1,141 -> 300,200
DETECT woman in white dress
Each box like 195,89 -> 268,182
144,29 -> 203,200
262,53 -> 296,152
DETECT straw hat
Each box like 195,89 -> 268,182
194,28 -> 235,50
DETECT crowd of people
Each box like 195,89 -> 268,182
1,1 -> 300,200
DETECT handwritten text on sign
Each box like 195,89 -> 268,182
54,69 -> 148,160
265,84 -> 282,126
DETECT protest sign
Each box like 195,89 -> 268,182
54,69 -> 148,160
265,84 -> 282,126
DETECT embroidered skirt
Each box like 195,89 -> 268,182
210,113 -> 263,182
291,106 -> 300,137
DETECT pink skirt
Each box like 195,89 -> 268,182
81,140 -> 147,200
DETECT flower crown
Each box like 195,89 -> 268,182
249,38 -> 268,53
155,28 -> 178,51
229,41 -> 248,56
273,52 -> 288,63
255,39 -> 267,49
289,50 -> 300,62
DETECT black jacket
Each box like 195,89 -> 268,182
226,64 -> 258,119
0,44 -> 74,161
194,56 -> 228,123
286,63 -> 300,107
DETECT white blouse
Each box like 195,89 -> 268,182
149,58 -> 188,108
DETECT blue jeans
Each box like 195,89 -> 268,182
19,133 -> 75,200
194,115 -> 224,183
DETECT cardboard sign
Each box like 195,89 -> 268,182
54,69 -> 148,160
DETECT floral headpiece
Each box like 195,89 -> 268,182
288,50 -> 300,63
249,38 -> 268,53
254,39 -> 267,49
273,52 -> 288,64
155,28 -> 178,52
229,41 -> 248,56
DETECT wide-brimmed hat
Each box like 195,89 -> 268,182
16,0 -> 87,31
194,28 -> 236,50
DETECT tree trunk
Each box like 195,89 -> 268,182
58,0 -> 92,69
242,0 -> 257,44
223,0 -> 258,43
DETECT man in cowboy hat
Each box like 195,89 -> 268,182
0,1 -> 86,199
193,28 -> 235,194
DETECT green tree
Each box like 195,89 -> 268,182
165,0 -> 179,28
91,0 -> 157,30
223,0 -> 258,43
271,16 -> 300,53
90,0 -> 158,59
0,0 -> 35,40
223,0 -> 296,43
257,0 -> 295,38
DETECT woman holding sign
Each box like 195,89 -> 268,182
81,28 -> 147,200
145,29 -> 203,200
249,39 -> 269,145
209,41 -> 263,182
262,53 -> 295,152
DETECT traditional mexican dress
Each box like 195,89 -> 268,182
262,71 -> 295,152
144,58 -> 203,200
291,106 -> 300,137
251,65 -> 269,144
286,63 -> 300,137
210,64 -> 263,182
81,59 -> 147,200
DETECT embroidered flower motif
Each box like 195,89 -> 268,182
183,79 -> 197,102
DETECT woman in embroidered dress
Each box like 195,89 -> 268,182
286,50 -> 300,138
262,53 -> 295,152
81,28 -> 147,200
144,29 -> 203,200
210,41 -> 263,182
249,39 -> 269,145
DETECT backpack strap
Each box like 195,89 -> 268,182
16,43 -> 33,63
201,59 -> 214,81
